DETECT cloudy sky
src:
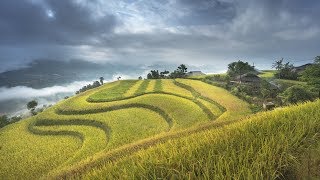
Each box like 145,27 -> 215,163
1,0 -> 320,72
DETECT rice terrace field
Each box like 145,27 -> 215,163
0,79 -> 319,179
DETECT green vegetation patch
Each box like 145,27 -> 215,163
0,79 -> 249,179
258,70 -> 276,79
177,79 -> 251,122
134,80 -> 150,95
0,120 -> 82,179
124,80 -> 144,97
0,107 -> 169,179
88,80 -> 137,102
154,79 -> 162,92
145,80 -> 156,93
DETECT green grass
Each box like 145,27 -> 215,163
47,80 -> 251,179
187,73 -> 227,80
134,80 -> 150,95
259,70 -> 276,79
176,79 -> 251,122
258,70 -> 308,89
154,79 -> 162,92
83,100 -> 320,179
0,78 -> 238,179
5,77 -> 315,179
88,80 -> 137,102
145,80 -> 157,93
124,80 -> 143,97
275,79 -> 308,89
0,120 -> 82,179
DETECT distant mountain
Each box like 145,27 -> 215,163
293,63 -> 313,73
0,59 -> 146,88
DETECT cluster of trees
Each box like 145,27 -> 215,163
272,58 -> 298,80
281,85 -> 314,104
205,58 -> 320,111
0,115 -> 22,128
147,64 -> 188,79
76,77 -> 104,94
227,61 -> 255,78
301,56 -> 320,98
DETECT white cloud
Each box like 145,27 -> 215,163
0,80 -> 96,101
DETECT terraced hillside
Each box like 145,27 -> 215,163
84,99 -> 320,179
0,79 -> 251,179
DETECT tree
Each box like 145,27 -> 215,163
280,62 -> 297,80
281,85 -> 314,104
138,76 -> 142,80
315,56 -> 320,64
160,70 -> 170,78
169,64 -> 188,78
0,115 -> 9,128
10,116 -> 22,123
92,81 -> 101,88
301,57 -> 320,98
227,60 -> 255,79
177,64 -> 187,74
99,77 -> 104,84
27,100 -> 38,111
147,70 -> 160,79
272,59 -> 297,80
272,58 -> 283,79
117,76 -> 121,81
27,100 -> 38,115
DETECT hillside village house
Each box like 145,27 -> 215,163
186,71 -> 205,76
235,73 -> 261,84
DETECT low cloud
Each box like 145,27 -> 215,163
0,80 -> 95,101
0,80 -> 101,116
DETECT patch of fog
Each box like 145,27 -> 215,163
0,72 -> 146,117
0,80 -> 95,101
0,79 -> 112,117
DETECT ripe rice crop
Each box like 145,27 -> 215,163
145,80 -> 156,93
83,100 -> 320,179
0,79 -> 250,179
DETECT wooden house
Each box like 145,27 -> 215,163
235,73 -> 261,84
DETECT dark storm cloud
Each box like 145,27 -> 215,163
0,0 -> 117,45
173,0 -> 236,25
0,0 -> 319,72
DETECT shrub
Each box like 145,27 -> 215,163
281,85 -> 315,104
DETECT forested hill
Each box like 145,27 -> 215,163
0,60 -> 145,88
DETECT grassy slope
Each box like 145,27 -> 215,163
0,79 -> 239,179
259,70 -> 308,87
48,80 -> 251,179
188,73 -> 228,80
177,79 -> 251,122
84,100 -> 320,179
0,120 -> 81,179
258,70 -> 276,79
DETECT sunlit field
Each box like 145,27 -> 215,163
0,79 -> 249,179
83,100 -> 320,179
